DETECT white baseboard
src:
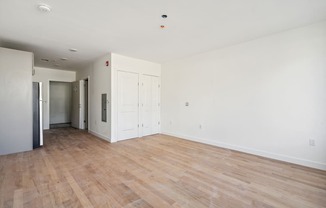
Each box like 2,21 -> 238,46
162,131 -> 326,171
89,130 -> 111,143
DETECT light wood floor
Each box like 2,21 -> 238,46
0,128 -> 325,208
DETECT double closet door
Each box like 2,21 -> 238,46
117,71 -> 160,141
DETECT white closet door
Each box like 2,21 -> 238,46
117,71 -> 139,140
79,80 -> 85,129
140,75 -> 160,136
151,76 -> 160,134
141,75 -> 153,136
71,80 -> 84,129
71,81 -> 79,128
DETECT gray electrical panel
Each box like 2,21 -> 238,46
101,93 -> 107,122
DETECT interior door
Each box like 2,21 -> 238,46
140,75 -> 160,136
141,75 -> 152,136
71,80 -> 84,129
79,80 -> 85,129
117,71 -> 139,140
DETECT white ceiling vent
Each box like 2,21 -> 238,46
37,4 -> 51,13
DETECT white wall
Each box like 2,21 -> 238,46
161,21 -> 326,170
49,82 -> 72,124
111,53 -> 161,142
77,55 -> 112,142
90,54 -> 111,141
0,47 -> 33,155
33,67 -> 76,129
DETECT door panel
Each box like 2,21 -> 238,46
140,75 -> 160,136
151,76 -> 160,134
141,75 -> 152,136
71,80 -> 85,129
71,81 -> 80,129
79,80 -> 85,129
118,71 -> 139,140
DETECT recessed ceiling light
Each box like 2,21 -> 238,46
37,4 -> 51,13
41,58 -> 49,62
60,58 -> 68,61
69,48 -> 78,52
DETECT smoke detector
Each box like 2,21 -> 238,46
37,4 -> 51,13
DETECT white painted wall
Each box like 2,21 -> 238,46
161,21 -> 326,170
49,82 -> 72,124
32,67 -> 76,129
111,53 -> 161,142
0,47 -> 33,155
76,55 -> 111,141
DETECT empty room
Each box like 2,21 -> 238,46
0,0 -> 325,207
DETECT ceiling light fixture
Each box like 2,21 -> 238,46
60,58 -> 68,61
69,48 -> 78,52
41,58 -> 49,62
37,4 -> 51,13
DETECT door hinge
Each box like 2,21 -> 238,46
158,122 -> 160,125
138,124 -> 139,128
142,124 -> 144,127
158,84 -> 160,88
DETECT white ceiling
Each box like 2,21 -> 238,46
1,0 -> 326,71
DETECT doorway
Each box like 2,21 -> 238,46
49,81 -> 72,129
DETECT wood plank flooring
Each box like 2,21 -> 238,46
0,128 -> 325,207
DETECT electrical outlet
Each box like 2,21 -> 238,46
309,139 -> 315,146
